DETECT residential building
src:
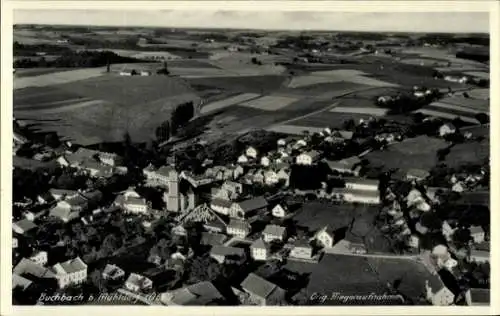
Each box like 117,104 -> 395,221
277,139 -> 287,147
51,257 -> 88,288
250,239 -> 269,261
160,281 -> 224,306
227,219 -> 251,238
406,169 -> 430,182
210,245 -> 246,264
200,232 -> 228,247
332,188 -> 380,204
49,189 -> 79,201
114,195 -> 148,214
222,181 -> 244,198
13,258 -> 56,282
276,168 -> 290,187
314,226 -> 335,248
28,251 -> 48,266
264,170 -> 279,185
233,165 -> 245,179
229,196 -> 268,219
260,156 -> 271,167
49,205 -> 80,223
237,154 -> 249,164
296,150 -> 321,165
124,273 -> 153,293
246,146 -> 258,159
12,219 -> 37,235
23,209 -> 48,222
57,194 -> 89,212
102,264 -> 125,281
240,273 -> 286,306
271,203 -> 289,218
439,123 -> 456,137
344,177 -> 379,191
441,221 -> 456,241
470,225 -> 485,243
468,249 -> 489,263
465,288 -> 490,306
425,278 -> 455,306
143,164 -> 173,187
210,198 -> 233,216
262,225 -> 286,243
407,234 -> 420,249
289,239 -> 314,260
325,156 -> 362,176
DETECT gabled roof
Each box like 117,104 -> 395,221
210,245 -> 245,257
52,257 -> 87,275
12,273 -> 33,290
64,195 -> 88,207
237,196 -> 268,212
13,219 -> 37,232
13,258 -> 56,279
124,196 -> 147,207
470,249 -> 489,258
325,156 -> 361,170
200,233 -> 227,246
262,224 -> 286,236
125,273 -> 152,288
250,238 -> 268,250
344,177 -> 379,186
49,189 -> 79,198
102,264 -> 124,277
211,198 -> 232,208
241,273 -> 283,300
300,150 -> 321,159
469,288 -> 490,303
228,218 -> 250,231
50,206 -> 77,220
469,225 -> 484,234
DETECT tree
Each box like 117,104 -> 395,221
452,228 -> 472,248
475,113 -> 489,125
186,254 -> 221,284
44,133 -> 60,148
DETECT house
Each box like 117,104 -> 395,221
227,219 -> 251,238
246,146 -> 258,159
452,182 -> 465,193
49,205 -> 80,223
203,213 -> 228,234
13,258 -> 56,282
407,234 -> 420,249
240,273 -> 286,306
210,245 -> 246,264
143,165 -> 174,187
140,70 -> 152,76
444,75 -> 468,84
172,225 -> 187,237
124,273 -> 153,293
262,225 -> 286,242
12,273 -> 34,292
289,239 -> 314,260
344,177 -> 379,191
114,191 -> 148,214
23,209 -> 48,221
81,160 -> 114,178
332,188 -> 380,204
465,288 -> 490,306
119,69 -> 137,76
13,237 -> 18,249
260,156 -> 271,167
12,219 -> 37,235
406,168 -> 430,182
102,264 -> 125,281
325,156 -> 362,175
64,147 -> 121,167
271,203 -> 290,218
439,123 -> 457,137
425,278 -> 455,306
210,198 -> 233,216
441,221 -> 456,241
233,165 -> 245,179
28,251 -> 48,266
237,154 -> 249,164
49,189 -> 79,201
314,226 -> 335,248
222,181 -> 244,198
229,196 -> 268,219
296,150 -> 321,165
160,281 -> 224,306
470,225 -> 485,243
277,139 -> 287,147
264,170 -> 279,185
200,232 -> 227,247
252,170 -> 265,184
51,257 -> 88,288
250,239 -> 269,261
276,168 -> 291,187
468,249 -> 489,263
37,192 -> 55,205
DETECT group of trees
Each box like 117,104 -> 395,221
155,101 -> 195,143
14,50 -> 148,69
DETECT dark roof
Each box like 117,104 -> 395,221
241,273 -> 281,299
470,288 -> 490,304
211,198 -> 232,208
200,233 -> 227,246
238,196 -> 268,212
210,246 -> 245,257
228,218 -> 250,231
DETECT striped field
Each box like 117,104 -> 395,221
330,107 -> 388,116
239,95 -> 298,111
200,93 -> 261,114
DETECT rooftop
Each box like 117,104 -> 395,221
13,219 -> 37,232
262,224 -> 286,237
228,218 -> 250,231
52,257 -> 87,275
237,196 -> 268,213
210,245 -> 245,258
240,273 -> 281,300
344,177 -> 379,186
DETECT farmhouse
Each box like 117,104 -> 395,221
344,177 -> 379,192
13,258 -> 56,283
240,273 -> 286,306
125,273 -> 153,293
229,196 -> 268,219
143,164 -> 175,187
51,257 -> 88,289
114,190 -> 148,214
160,281 -> 224,306
262,225 -> 286,242
227,218 -> 251,238
289,239 -> 314,261
271,203 -> 290,218
210,246 -> 246,264
314,226 -> 335,248
439,123 -> 456,137
264,170 -> 279,185
237,154 -> 249,164
250,238 -> 269,261
325,156 -> 362,175
469,226 -> 485,244
296,150 -> 321,165
28,250 -> 48,266
210,198 -> 233,216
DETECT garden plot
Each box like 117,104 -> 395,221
287,69 -> 399,89
239,95 -> 299,111
330,107 -> 388,116
200,93 -> 261,114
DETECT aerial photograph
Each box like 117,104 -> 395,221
10,9 -> 490,307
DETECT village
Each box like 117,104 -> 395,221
12,109 -> 490,306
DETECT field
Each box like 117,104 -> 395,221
266,124 -> 324,135
239,95 -> 299,111
445,138 -> 490,168
188,75 -> 288,94
288,69 -> 399,89
14,68 -> 106,90
14,68 -> 76,78
467,89 -> 490,100
14,75 -> 200,145
200,93 -> 261,114
436,96 -> 489,113
330,107 -> 388,116
426,102 -> 484,114
279,81 -> 373,99
290,112 -> 374,129
463,71 -> 489,80
413,109 -> 479,124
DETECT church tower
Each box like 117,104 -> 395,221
166,156 -> 181,212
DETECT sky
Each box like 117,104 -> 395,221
13,10 -> 489,33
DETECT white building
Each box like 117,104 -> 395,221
246,146 -> 258,159
439,123 -> 456,137
262,225 -> 286,242
271,204 -> 289,218
237,154 -> 249,164
344,177 -> 379,192
227,219 -> 251,239
470,226 -> 485,244
333,188 -> 380,205
29,251 -> 48,266
314,226 -> 335,248
210,198 -> 233,216
260,156 -> 271,167
250,239 -> 268,261
264,170 -> 279,185
125,273 -> 153,293
296,150 -> 321,165
51,257 -> 88,289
